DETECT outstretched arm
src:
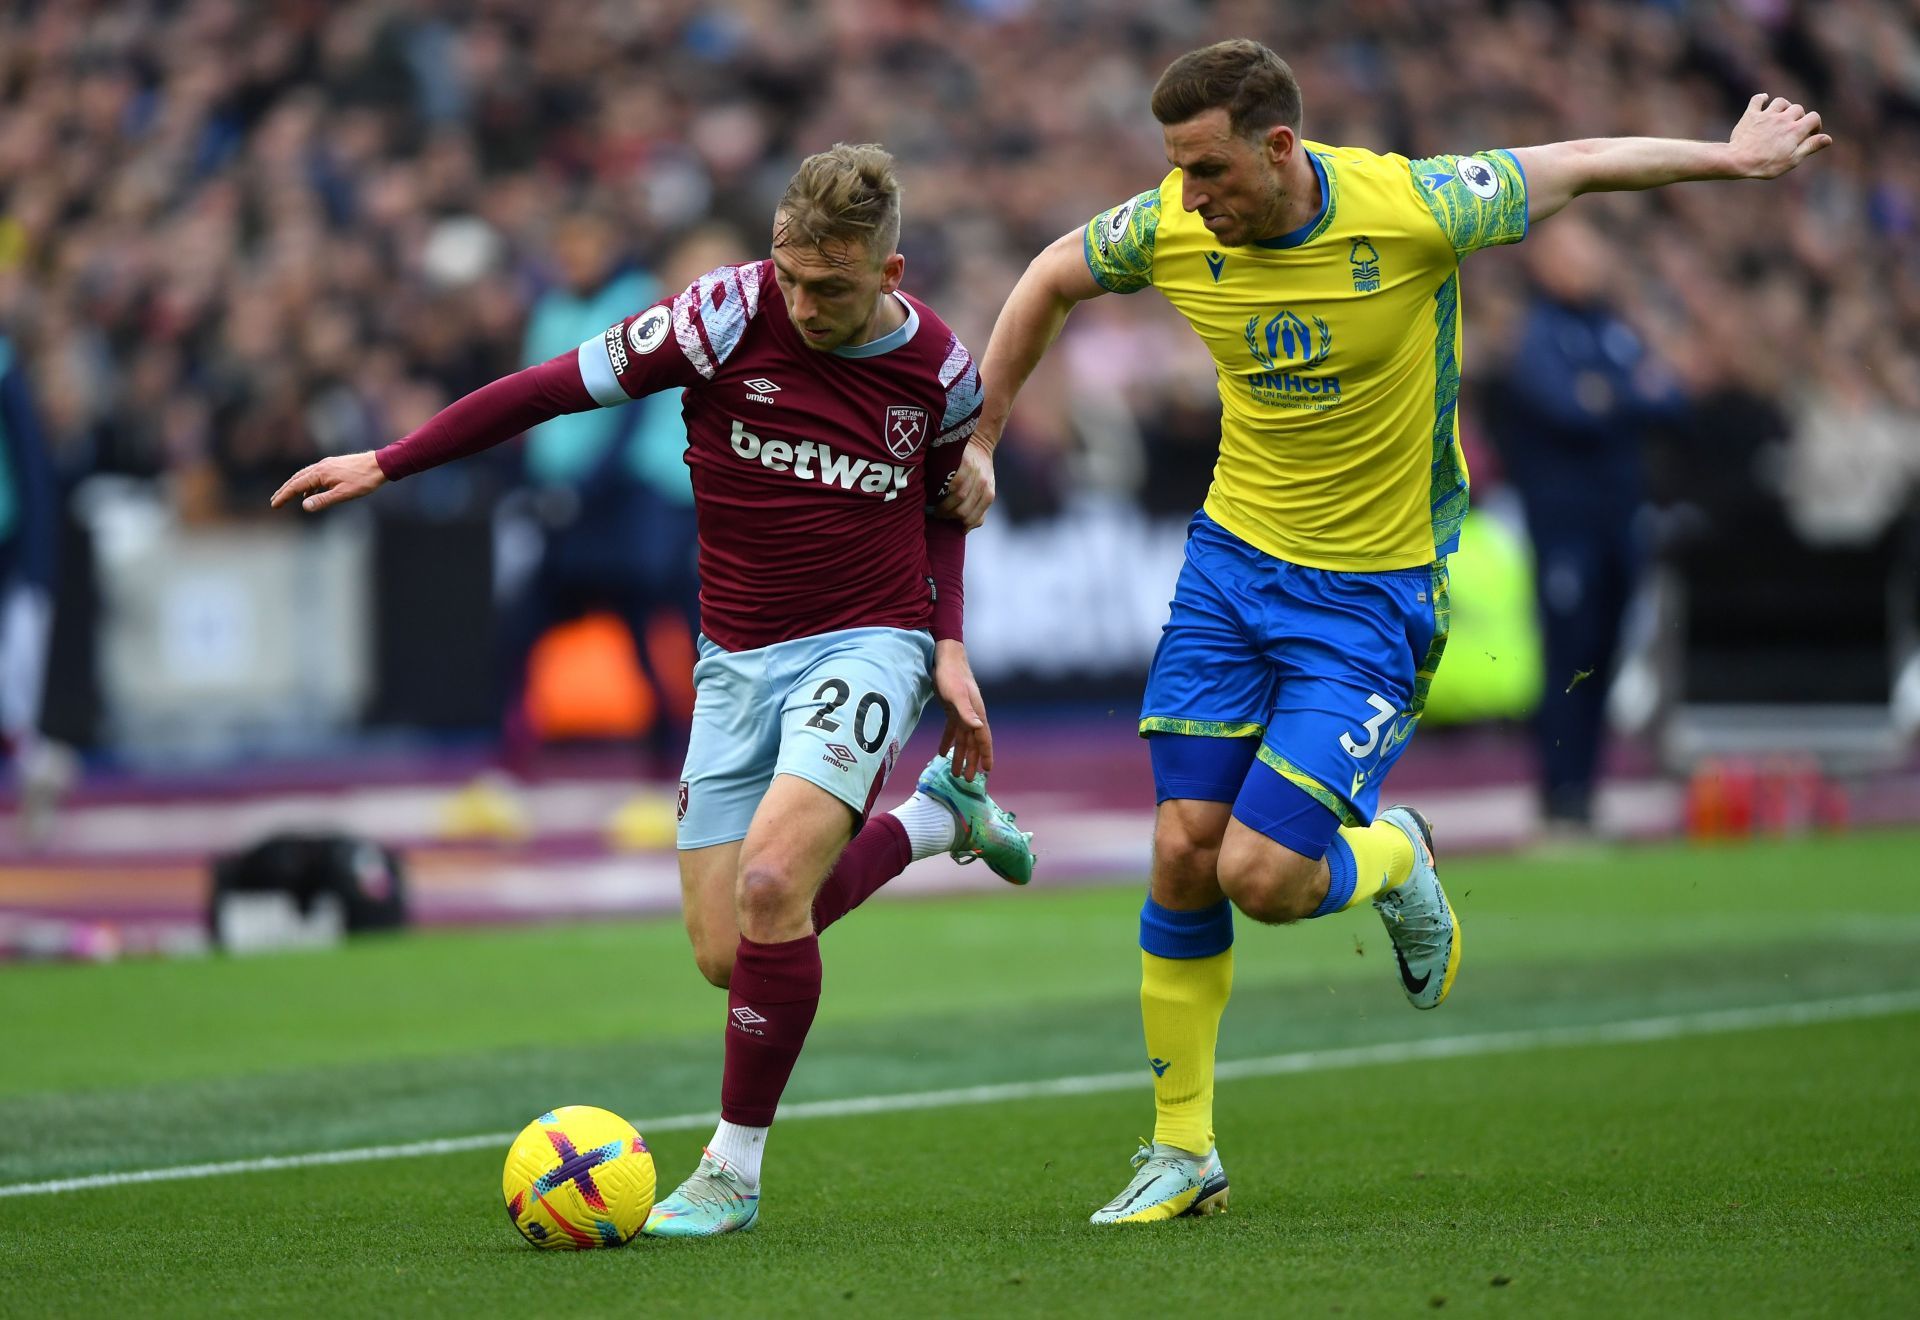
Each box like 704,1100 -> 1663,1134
1515,93 -> 1831,224
270,352 -> 593,512
938,229 -> 1107,528
274,275 -> 726,513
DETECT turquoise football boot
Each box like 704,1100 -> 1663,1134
915,753 -> 1036,885
641,1150 -> 759,1238
1090,1141 -> 1230,1224
1374,805 -> 1461,1009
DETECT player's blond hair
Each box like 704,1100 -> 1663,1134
1152,39 -> 1304,139
774,143 -> 902,269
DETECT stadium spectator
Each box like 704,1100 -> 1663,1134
0,325 -> 74,841
1487,215 -> 1684,838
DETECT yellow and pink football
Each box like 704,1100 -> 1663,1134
501,1106 -> 655,1249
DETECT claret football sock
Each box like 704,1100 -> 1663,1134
720,933 -> 823,1138
811,815 -> 913,933
809,783 -> 970,933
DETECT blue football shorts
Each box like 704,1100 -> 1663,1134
1140,512 -> 1450,829
677,625 -> 934,850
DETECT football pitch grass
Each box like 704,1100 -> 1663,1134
3,833 -> 1917,1316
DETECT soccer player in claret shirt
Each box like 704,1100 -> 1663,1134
274,144 -> 1036,1236
945,39 -> 1829,1222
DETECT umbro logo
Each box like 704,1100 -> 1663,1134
730,1006 -> 768,1035
744,377 -> 781,405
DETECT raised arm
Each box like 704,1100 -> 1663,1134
1514,94 -> 1831,225
938,229 -> 1107,527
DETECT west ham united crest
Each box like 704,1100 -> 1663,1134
884,405 -> 928,459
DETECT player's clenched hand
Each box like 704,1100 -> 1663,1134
932,639 -> 993,780
936,435 -> 998,530
271,451 -> 386,513
1730,93 -> 1831,179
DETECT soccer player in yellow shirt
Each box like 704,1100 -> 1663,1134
947,38 -> 1829,1223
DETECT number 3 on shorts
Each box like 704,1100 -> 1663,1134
1339,693 -> 1397,758
806,679 -> 891,754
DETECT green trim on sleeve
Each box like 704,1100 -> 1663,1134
1408,150 -> 1530,258
1082,190 -> 1162,294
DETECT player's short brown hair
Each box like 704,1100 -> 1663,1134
1151,39 -> 1303,139
774,143 -> 902,268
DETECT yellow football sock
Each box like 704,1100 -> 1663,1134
1140,947 -> 1233,1154
1330,818 -> 1416,911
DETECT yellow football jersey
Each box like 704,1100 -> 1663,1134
1083,143 -> 1529,571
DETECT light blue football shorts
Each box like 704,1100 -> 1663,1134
676,625 -> 935,850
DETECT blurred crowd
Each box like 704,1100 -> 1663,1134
1,0 -> 1917,530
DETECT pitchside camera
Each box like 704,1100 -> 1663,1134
209,833 -> 408,954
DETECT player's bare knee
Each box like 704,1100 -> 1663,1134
1150,819 -> 1226,907
735,860 -> 810,939
1218,838 -> 1321,925
1151,841 -> 1221,908
1223,874 -> 1315,925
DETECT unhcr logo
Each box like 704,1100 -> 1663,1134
1244,311 -> 1341,408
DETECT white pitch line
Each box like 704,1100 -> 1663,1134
4,989 -> 1918,1201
